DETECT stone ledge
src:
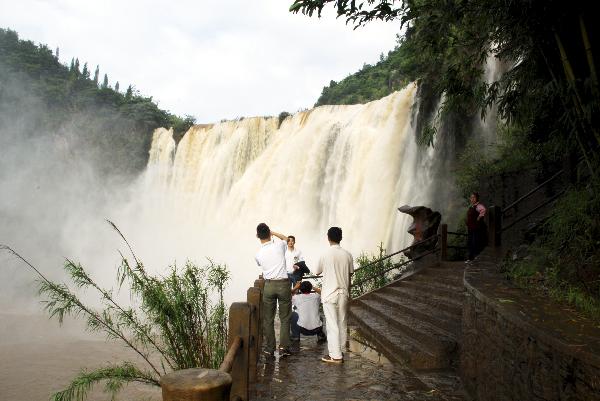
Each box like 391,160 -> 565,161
460,248 -> 600,401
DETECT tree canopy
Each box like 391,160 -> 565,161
294,0 -> 598,167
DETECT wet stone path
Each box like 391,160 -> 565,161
252,334 -> 464,401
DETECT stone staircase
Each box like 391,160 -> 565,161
349,261 -> 465,371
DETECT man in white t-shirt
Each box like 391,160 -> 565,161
285,235 -> 304,287
290,281 -> 326,343
313,226 -> 354,364
255,223 -> 293,357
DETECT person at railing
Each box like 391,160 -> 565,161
313,226 -> 354,364
290,281 -> 327,344
255,223 -> 293,357
285,235 -> 305,287
466,192 -> 487,263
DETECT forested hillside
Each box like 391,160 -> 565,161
315,35 -> 418,106
0,28 -> 194,176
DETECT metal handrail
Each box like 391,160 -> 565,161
502,169 -> 563,215
219,336 -> 242,373
351,246 -> 439,289
352,235 -> 438,274
301,235 -> 439,281
501,189 -> 565,232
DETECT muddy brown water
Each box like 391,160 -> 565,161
0,313 -> 161,401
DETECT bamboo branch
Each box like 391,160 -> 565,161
579,15 -> 598,88
1,246 -> 163,377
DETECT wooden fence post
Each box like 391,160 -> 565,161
161,368 -> 232,401
246,287 -> 261,383
228,302 -> 250,401
440,223 -> 448,262
488,205 -> 502,247
254,278 -> 264,353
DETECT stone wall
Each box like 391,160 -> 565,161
460,250 -> 600,401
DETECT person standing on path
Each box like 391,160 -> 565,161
466,192 -> 487,262
313,226 -> 354,363
285,235 -> 304,287
255,223 -> 293,357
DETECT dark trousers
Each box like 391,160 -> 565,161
262,280 -> 292,351
290,311 -> 325,339
468,230 -> 477,260
468,227 -> 487,260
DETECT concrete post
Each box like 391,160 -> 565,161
440,223 -> 448,262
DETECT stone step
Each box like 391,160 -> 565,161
357,298 -> 458,353
349,304 -> 449,370
412,268 -> 464,287
381,285 -> 463,316
399,279 -> 464,299
366,292 -> 461,335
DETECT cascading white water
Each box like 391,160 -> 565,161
132,83 -> 436,300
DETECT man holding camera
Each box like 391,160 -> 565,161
255,223 -> 293,357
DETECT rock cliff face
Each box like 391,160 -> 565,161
397,205 -> 441,258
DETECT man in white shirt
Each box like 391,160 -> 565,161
285,235 -> 304,287
313,226 -> 354,364
290,281 -> 326,342
255,223 -> 293,357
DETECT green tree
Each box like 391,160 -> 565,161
93,65 -> 99,85
81,62 -> 89,79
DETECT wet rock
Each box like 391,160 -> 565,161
397,205 -> 441,259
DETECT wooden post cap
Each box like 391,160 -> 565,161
160,368 -> 232,401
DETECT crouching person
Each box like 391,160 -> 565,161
291,281 -> 326,343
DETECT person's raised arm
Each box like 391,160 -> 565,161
270,230 -> 287,241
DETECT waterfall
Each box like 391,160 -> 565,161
133,83 -> 437,298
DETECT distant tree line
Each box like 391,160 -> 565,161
0,28 -> 195,176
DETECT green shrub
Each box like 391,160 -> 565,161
351,243 -> 407,298
502,179 -> 600,322
1,222 -> 230,401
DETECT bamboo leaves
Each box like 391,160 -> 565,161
1,222 -> 230,401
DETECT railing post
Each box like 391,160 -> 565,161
246,287 -> 261,383
488,205 -> 502,247
161,368 -> 232,401
440,223 -> 448,261
254,278 -> 264,353
228,302 -> 250,401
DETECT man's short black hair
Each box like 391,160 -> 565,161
299,281 -> 312,294
327,226 -> 342,243
287,235 -> 295,242
257,223 -> 270,240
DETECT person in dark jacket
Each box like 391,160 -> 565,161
466,192 -> 487,262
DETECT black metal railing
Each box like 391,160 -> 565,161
487,166 -> 569,246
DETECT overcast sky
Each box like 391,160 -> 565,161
0,0 -> 400,123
